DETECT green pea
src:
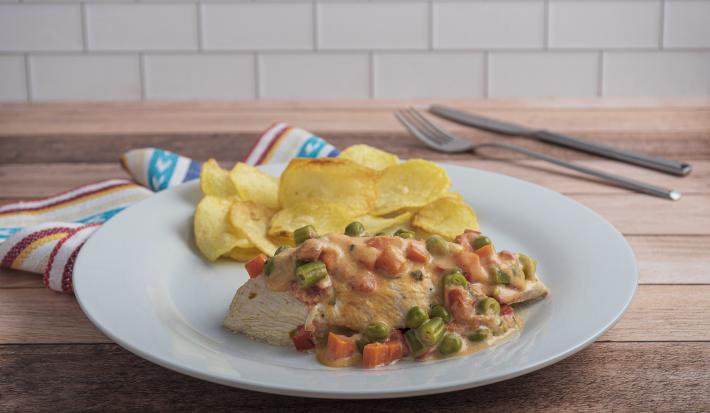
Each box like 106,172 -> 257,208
443,270 -> 468,288
405,329 -> 428,358
405,306 -> 429,329
293,225 -> 317,245
425,235 -> 449,256
429,304 -> 451,324
416,317 -> 445,346
473,236 -> 492,250
476,297 -> 501,315
344,221 -> 365,237
263,257 -> 274,276
494,268 -> 511,284
365,321 -> 391,342
295,261 -> 327,289
468,328 -> 490,342
438,333 -> 463,356
394,228 -> 416,239
519,254 -> 537,280
274,245 -> 289,255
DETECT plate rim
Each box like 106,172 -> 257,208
74,162 -> 638,399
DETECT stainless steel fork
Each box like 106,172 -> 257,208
395,108 -> 681,201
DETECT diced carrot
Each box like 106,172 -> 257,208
406,242 -> 430,263
289,325 -> 315,351
326,332 -> 356,360
474,244 -> 495,260
375,245 -> 406,275
362,342 -> 389,369
385,338 -> 404,362
245,254 -> 267,278
320,249 -> 339,273
453,250 -> 487,283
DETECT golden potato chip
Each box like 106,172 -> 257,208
412,195 -> 479,240
194,196 -> 249,261
373,159 -> 451,215
229,201 -> 278,256
226,246 -> 261,262
356,211 -> 413,234
229,162 -> 279,208
268,201 -> 356,239
338,144 -> 399,171
200,159 -> 238,198
278,158 -> 376,216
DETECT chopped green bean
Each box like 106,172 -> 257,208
344,221 -> 365,237
295,261 -> 327,288
416,317 -> 445,346
519,254 -> 537,280
405,329 -> 427,358
365,321 -> 391,342
468,328 -> 490,342
476,297 -> 501,315
405,306 -> 429,329
293,225 -> 317,245
263,257 -> 274,276
438,333 -> 463,356
443,270 -> 468,288
473,236 -> 491,250
394,228 -> 416,239
274,245 -> 289,255
429,304 -> 452,324
425,235 -> 449,256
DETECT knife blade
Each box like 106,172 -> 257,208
428,104 -> 692,176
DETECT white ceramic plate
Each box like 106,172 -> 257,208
74,163 -> 637,399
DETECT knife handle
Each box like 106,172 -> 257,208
532,130 -> 692,176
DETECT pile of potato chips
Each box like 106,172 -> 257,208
194,145 -> 479,262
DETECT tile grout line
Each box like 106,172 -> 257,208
139,53 -> 147,101
598,51 -> 604,97
369,51 -> 375,99
543,0 -> 550,50
254,52 -> 261,100
80,2 -> 88,52
428,0 -> 434,51
313,0 -> 319,51
659,0 -> 666,49
24,54 -> 32,103
196,2 -> 204,52
483,50 -> 490,98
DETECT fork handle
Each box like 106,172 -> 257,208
474,142 -> 681,201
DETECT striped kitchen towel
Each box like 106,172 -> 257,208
0,123 -> 337,293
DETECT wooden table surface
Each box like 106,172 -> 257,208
1,98 -> 709,412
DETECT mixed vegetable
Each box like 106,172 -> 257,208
243,222 -> 543,369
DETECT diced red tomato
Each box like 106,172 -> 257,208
245,254 -> 267,278
454,229 -> 480,251
406,242 -> 430,263
500,305 -> 514,316
375,245 -> 407,275
290,325 -> 315,351
453,250 -> 488,283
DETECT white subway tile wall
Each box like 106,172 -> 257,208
0,0 -> 708,102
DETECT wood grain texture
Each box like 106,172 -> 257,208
1,342 -> 708,412
0,286 -> 707,344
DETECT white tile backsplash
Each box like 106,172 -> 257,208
202,3 -> 313,51
30,55 -> 141,101
604,51 -> 710,96
86,4 -> 198,51
318,2 -> 428,50
434,1 -> 545,49
260,53 -> 369,99
374,53 -> 485,98
144,54 -> 255,100
0,4 -> 82,52
0,0 -> 708,102
0,56 -> 27,101
549,0 -> 661,49
664,1 -> 710,48
489,52 -> 599,97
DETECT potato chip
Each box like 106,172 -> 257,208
226,246 -> 261,262
229,162 -> 279,208
412,195 -> 479,240
373,159 -> 451,215
278,158 -> 376,216
356,211 -> 413,234
268,201 -> 356,239
194,196 -> 249,261
200,159 -> 239,198
229,201 -> 278,256
338,144 -> 399,171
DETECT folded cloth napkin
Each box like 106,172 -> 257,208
0,123 -> 338,293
